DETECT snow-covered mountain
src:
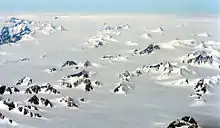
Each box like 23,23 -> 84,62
0,17 -> 65,45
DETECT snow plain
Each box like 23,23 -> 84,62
0,14 -> 220,128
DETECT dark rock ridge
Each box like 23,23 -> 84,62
47,68 -> 57,73
0,113 -> 14,124
94,81 -> 103,86
65,70 -> 89,78
61,78 -> 93,92
0,85 -> 20,95
23,105 -> 39,111
113,81 -> 133,94
186,54 -> 213,65
41,83 -> 61,94
28,95 -> 54,108
118,70 -> 134,82
25,85 -> 41,94
102,55 -> 115,59
16,77 -> 33,86
144,61 -> 175,75
133,44 -> 160,55
141,61 -> 196,79
102,54 -> 127,62
61,70 -> 101,92
0,98 -> 42,118
86,36 -> 106,48
25,83 -> 60,95
167,116 -> 200,128
94,41 -> 105,48
61,60 -> 78,68
114,69 -> 143,95
79,98 -> 88,103
191,76 -> 220,102
84,60 -> 92,67
59,96 -> 79,108
119,69 -> 144,81
183,49 -> 220,68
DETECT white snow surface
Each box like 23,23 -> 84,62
0,14 -> 220,128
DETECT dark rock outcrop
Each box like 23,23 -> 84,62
84,60 -> 92,67
145,61 -> 174,75
25,83 -> 60,95
16,77 -> 33,86
61,60 -> 77,68
113,82 -> 132,94
182,49 -> 219,68
60,70 -> 102,92
0,98 -> 42,118
28,95 -> 53,108
167,116 -> 200,128
41,83 -> 60,94
0,113 -> 14,124
59,96 -> 79,108
0,85 -> 20,95
47,68 -> 57,73
25,85 -> 41,94
79,98 -> 88,103
134,44 -> 160,55
65,70 -> 89,78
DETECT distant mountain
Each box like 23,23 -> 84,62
0,17 -> 65,45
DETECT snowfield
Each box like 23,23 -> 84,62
0,14 -> 220,128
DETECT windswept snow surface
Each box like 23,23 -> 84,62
0,14 -> 220,128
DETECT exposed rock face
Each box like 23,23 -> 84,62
23,105 -> 39,111
187,54 -> 213,65
84,79 -> 93,92
47,68 -> 57,73
61,60 -> 78,68
41,83 -> 61,94
79,98 -> 88,103
167,116 -> 200,128
25,83 -> 60,95
84,60 -> 92,67
2,98 -> 16,111
25,85 -> 41,94
17,106 -> 42,118
118,70 -> 134,82
0,85 -> 20,95
102,55 -> 127,62
61,70 -> 101,92
182,49 -> 220,68
191,76 -> 220,102
0,113 -> 14,124
100,23 -> 130,34
113,82 -> 133,95
0,98 -> 42,118
16,77 -> 33,86
28,95 -> 53,108
133,44 -> 160,55
144,61 -> 175,75
59,96 -> 79,108
94,81 -> 103,86
65,70 -> 89,79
